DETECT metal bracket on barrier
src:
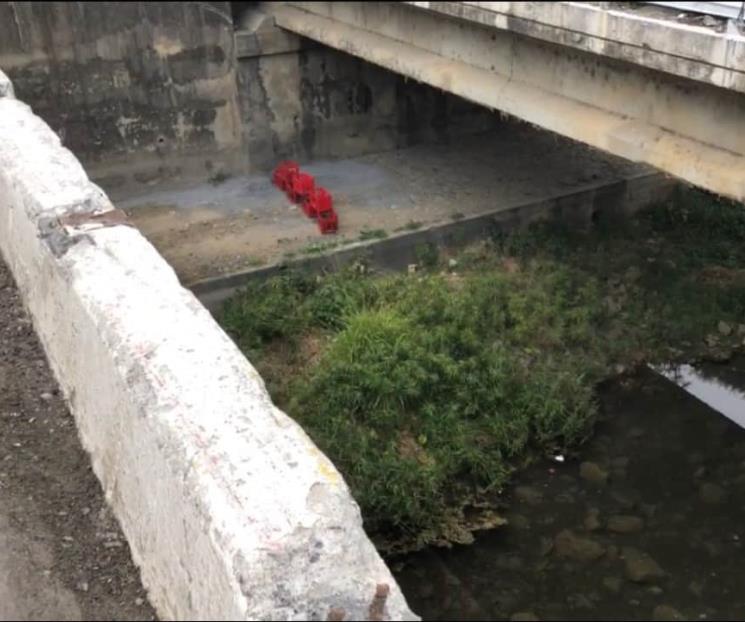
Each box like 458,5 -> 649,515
58,208 -> 131,231
39,208 -> 132,257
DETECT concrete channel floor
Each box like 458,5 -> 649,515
118,122 -> 650,285
0,260 -> 155,621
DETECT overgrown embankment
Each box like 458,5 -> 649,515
220,190 -> 745,552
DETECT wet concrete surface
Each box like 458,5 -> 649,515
394,363 -> 745,621
119,122 -> 649,284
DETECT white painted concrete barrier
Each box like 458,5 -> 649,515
0,69 -> 416,621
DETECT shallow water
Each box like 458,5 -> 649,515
393,363 -> 745,621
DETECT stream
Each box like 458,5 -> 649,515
393,358 -> 745,621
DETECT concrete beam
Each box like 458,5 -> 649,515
274,2 -> 745,202
407,1 -> 745,93
235,28 -> 306,59
0,69 -> 416,621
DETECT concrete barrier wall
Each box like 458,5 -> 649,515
0,69 -> 416,621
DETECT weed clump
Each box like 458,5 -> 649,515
222,267 -> 600,542
359,228 -> 389,241
221,274 -> 313,353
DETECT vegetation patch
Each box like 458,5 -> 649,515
359,228 -> 389,241
395,220 -> 424,232
220,189 -> 745,552
245,256 -> 264,267
302,240 -> 344,255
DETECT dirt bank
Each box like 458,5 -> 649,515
0,259 -> 155,621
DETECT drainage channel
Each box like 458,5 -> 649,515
191,181 -> 745,621
188,169 -> 670,313
119,118 -> 737,622
118,120 -> 673,311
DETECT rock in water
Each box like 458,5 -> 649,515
508,513 -> 530,530
580,461 -> 608,485
699,482 -> 726,504
554,529 -> 605,562
652,604 -> 685,621
607,515 -> 644,534
584,508 -> 601,532
514,485 -> 543,505
623,547 -> 665,583
602,577 -> 622,593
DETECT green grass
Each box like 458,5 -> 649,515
302,240 -> 343,255
395,220 -> 424,232
415,242 -> 439,269
220,188 -> 745,549
359,228 -> 389,241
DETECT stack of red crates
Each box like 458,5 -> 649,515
271,161 -> 338,234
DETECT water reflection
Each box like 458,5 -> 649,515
652,360 -> 745,428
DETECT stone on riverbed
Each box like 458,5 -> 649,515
610,489 -> 639,511
607,515 -> 644,534
699,482 -> 726,504
601,577 -> 622,593
652,604 -> 685,621
623,547 -> 665,583
554,529 -> 605,562
688,580 -> 704,597
584,508 -> 601,532
508,513 -> 530,530
580,462 -> 608,485
514,486 -> 543,505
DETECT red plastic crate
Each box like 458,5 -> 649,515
317,206 -> 338,234
303,187 -> 333,219
271,160 -> 299,192
289,171 -> 315,204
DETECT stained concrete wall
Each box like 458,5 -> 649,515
0,1 -> 506,191
0,1 -> 244,192
236,25 -> 502,169
0,68 -> 417,621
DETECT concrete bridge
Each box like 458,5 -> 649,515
269,1 -> 745,202
0,4 -> 742,619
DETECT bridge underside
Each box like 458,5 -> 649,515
271,2 -> 745,202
